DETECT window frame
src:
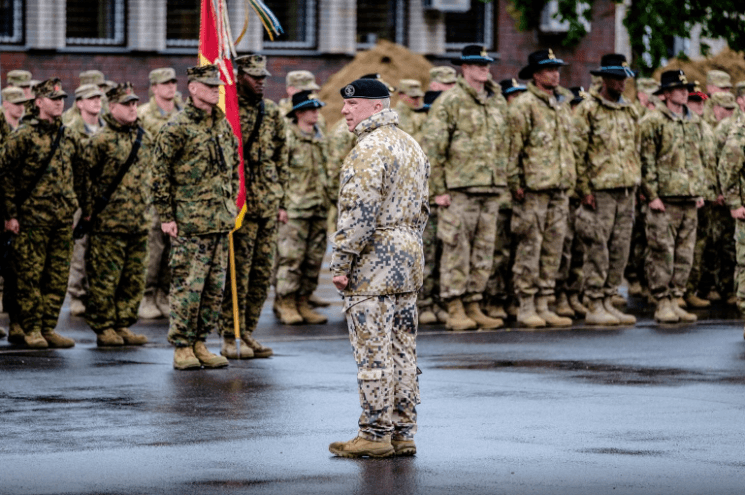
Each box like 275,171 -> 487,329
65,0 -> 127,46
444,2 -> 495,53
0,0 -> 24,44
262,0 -> 317,50
356,0 -> 406,50
165,0 -> 201,48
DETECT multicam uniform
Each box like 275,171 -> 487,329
331,108 -> 429,442
394,100 -> 426,138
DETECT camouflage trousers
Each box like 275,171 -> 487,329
576,189 -> 635,299
512,190 -> 569,297
693,204 -> 736,297
485,208 -> 514,300
220,215 -> 277,339
275,215 -> 327,297
145,208 -> 171,296
67,209 -> 88,299
418,206 -> 441,308
624,197 -> 648,286
734,218 -> 745,313
644,201 -> 697,300
556,199 -> 585,296
167,234 -> 228,347
85,234 -> 148,334
344,292 -> 420,441
687,204 -> 713,296
438,191 -> 500,302
3,253 -> 19,324
14,224 -> 73,335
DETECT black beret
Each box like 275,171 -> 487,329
340,79 -> 390,100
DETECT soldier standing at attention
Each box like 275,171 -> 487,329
702,70 -> 733,129
640,70 -> 714,323
137,68 -> 183,320
573,54 -> 640,326
1,78 -> 86,348
84,83 -> 150,347
62,70 -> 108,125
6,70 -> 35,117
421,44 -> 508,331
329,78 -> 429,459
394,79 -> 425,137
278,71 -> 326,131
218,54 -> 287,360
507,49 -> 576,328
152,65 -> 238,370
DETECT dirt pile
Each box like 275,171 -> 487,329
319,40 -> 434,126
653,48 -> 745,87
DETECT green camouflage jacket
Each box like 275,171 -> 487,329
394,101 -> 426,140
421,76 -> 508,197
239,93 -> 288,218
330,109 -> 430,296
507,82 -> 576,193
717,117 -> 745,209
137,97 -> 183,139
0,111 -> 11,145
573,90 -> 641,196
639,104 -> 715,201
0,116 -> 86,226
85,112 -> 153,234
326,118 -> 356,204
285,122 -> 330,218
151,99 -> 240,236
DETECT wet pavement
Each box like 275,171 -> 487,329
2,279 -> 745,494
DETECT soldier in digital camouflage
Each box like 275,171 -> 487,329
137,67 -> 183,320
1,78 -> 86,349
640,69 -> 715,323
278,70 -> 326,132
151,64 -> 239,370
83,83 -> 151,347
328,78 -> 429,459
507,49 -> 576,328
420,45 -> 507,331
572,54 -> 640,326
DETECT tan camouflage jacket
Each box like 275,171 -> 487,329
717,117 -> 745,209
326,118 -> 356,204
421,76 -> 508,197
0,116 -> 86,226
85,112 -> 153,234
285,122 -> 330,219
278,97 -> 327,131
151,99 -> 240,236
639,104 -> 715,202
394,101 -> 426,139
507,82 -> 576,193
331,109 -> 430,296
573,90 -> 641,196
239,93 -> 288,218
137,97 -> 183,139
68,114 -> 105,138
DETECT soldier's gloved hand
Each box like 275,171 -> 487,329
582,194 -> 596,210
435,194 -> 451,207
731,206 -> 745,220
161,221 -> 178,238
278,209 -> 288,224
649,198 -> 665,212
695,197 -> 705,209
5,219 -> 19,235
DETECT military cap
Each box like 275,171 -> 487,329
1,87 -> 30,104
74,84 -> 104,100
499,78 -> 527,97
186,64 -> 225,86
451,44 -> 494,65
340,79 -> 390,100
7,69 -> 33,87
415,90 -> 442,112
397,79 -> 424,98
79,70 -> 105,86
735,81 -> 745,98
711,91 -> 737,109
429,66 -> 457,85
590,53 -> 636,79
519,49 -> 568,80
149,67 -> 177,85
33,78 -> 68,99
106,82 -> 140,104
286,90 -> 325,118
636,77 -> 659,95
569,86 -> 589,106
235,54 -> 271,77
706,70 -> 732,89
286,70 -> 320,91
654,70 -> 694,95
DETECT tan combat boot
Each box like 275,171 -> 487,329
670,298 -> 697,322
43,331 -> 75,348
676,297 -> 687,308
138,293 -> 162,319
24,330 -> 48,349
193,341 -> 229,368
274,294 -> 303,325
155,290 -> 170,317
611,294 -> 627,307
97,328 -> 124,347
516,296 -> 546,328
536,295 -> 572,327
568,293 -> 588,317
465,301 -> 503,329
418,306 -> 438,325
391,439 -> 416,456
685,293 -> 710,308
220,337 -> 255,359
628,280 -> 643,296
242,334 -> 273,358
308,293 -> 331,307
116,327 -> 148,345
654,297 -> 679,323
483,299 -> 507,319
173,346 -> 201,370
603,297 -> 636,325
329,436 -> 394,458
297,295 -> 328,324
584,297 -> 620,326
554,292 -> 575,318
445,298 -> 477,331
435,304 -> 449,324
7,323 -> 24,344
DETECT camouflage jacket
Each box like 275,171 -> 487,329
137,97 -> 183,139
285,122 -> 330,218
714,109 -> 744,159
0,116 -> 86,226
278,97 -> 327,131
717,117 -> 745,209
85,112 -> 153,234
330,109 -> 430,296
151,99 -> 240,236
0,111 -> 11,146
639,104 -> 715,201
507,82 -> 576,193
573,90 -> 641,196
239,93 -> 288,218
421,76 -> 508,197
61,105 -> 81,126
394,101 -> 426,139
326,118 -> 356,204
68,114 -> 105,138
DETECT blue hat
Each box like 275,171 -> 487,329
451,45 -> 494,65
340,79 -> 390,99
286,90 -> 325,118
499,78 -> 527,97
590,54 -> 636,79
518,49 -> 568,80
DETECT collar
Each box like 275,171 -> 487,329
353,108 -> 399,138
184,98 -> 224,124
103,112 -> 139,132
527,81 -> 559,108
659,102 -> 696,122
457,75 -> 494,104
590,88 -> 629,109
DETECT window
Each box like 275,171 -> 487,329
445,1 -> 495,52
66,0 -> 126,46
166,0 -> 200,48
357,0 -> 406,48
0,0 -> 23,44
262,0 -> 316,49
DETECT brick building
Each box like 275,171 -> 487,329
1,0 -> 628,103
